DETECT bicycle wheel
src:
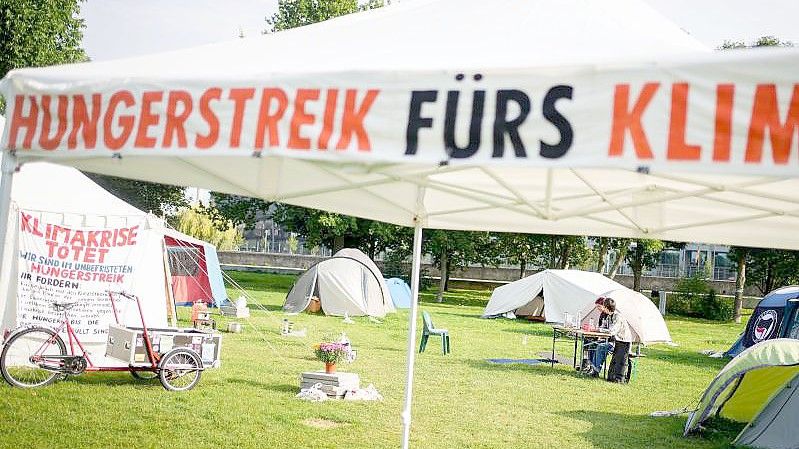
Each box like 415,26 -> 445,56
158,348 -> 202,392
1,327 -> 66,388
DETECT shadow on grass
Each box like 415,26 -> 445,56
555,409 -> 741,449
464,359 -> 584,378
642,347 -> 729,372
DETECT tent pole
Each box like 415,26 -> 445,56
401,221 -> 423,449
0,151 -> 17,273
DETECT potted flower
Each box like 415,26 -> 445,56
313,341 -> 349,374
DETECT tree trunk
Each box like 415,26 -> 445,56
548,236 -> 557,268
436,248 -> 448,303
561,245 -> 571,269
596,238 -> 609,273
734,250 -> 748,323
332,235 -> 345,253
519,259 -> 527,279
608,246 -> 628,279
632,245 -> 644,292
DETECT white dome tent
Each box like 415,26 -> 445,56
283,248 -> 394,317
482,269 -> 625,323
3,0 -> 799,446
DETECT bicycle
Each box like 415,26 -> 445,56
0,291 -> 204,391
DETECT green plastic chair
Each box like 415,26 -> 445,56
419,311 -> 450,355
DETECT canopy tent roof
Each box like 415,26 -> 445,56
3,0 -> 799,249
685,339 -> 799,436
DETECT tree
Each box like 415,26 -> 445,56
270,204 -> 406,258
424,230 -> 492,302
542,235 -> 590,269
209,192 -> 271,230
171,207 -> 243,251
746,249 -> 799,295
0,0 -> 87,111
266,0 -> 381,33
492,233 -> 547,279
606,238 -> 631,279
728,246 -> 750,323
624,239 -> 665,292
86,174 -> 188,215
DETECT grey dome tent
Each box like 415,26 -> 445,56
283,248 -> 395,317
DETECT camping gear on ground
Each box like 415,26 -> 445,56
226,322 -> 242,333
386,278 -> 412,309
220,296 -> 250,318
344,384 -> 384,401
483,270 -> 625,323
0,292 -> 210,391
726,286 -> 799,357
6,1 -> 799,446
419,311 -> 450,354
685,339 -> 799,448
300,371 -> 360,399
296,383 -> 329,402
283,248 -> 395,317
579,288 -> 672,344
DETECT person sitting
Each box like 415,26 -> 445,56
582,298 -> 632,379
580,297 -> 609,371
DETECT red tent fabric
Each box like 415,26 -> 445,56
165,236 -> 213,305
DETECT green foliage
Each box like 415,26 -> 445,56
718,35 -> 793,50
271,204 -> 408,256
209,193 -> 271,230
671,273 -> 733,321
286,234 -> 299,254
0,0 -> 87,111
745,248 -> 799,295
699,290 -> 734,322
266,0 -> 382,33
625,239 -> 666,290
0,0 -> 87,78
86,173 -> 188,215
172,207 -> 243,251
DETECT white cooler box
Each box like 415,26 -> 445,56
105,324 -> 222,368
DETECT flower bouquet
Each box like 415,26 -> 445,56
313,341 -> 350,373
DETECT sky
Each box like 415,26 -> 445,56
80,0 -> 799,61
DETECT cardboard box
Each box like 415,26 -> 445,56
105,324 -> 222,368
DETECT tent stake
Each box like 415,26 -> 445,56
0,151 -> 17,273
401,222 -> 423,449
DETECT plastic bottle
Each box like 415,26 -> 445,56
588,318 -> 596,332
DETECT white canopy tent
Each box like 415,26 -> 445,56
482,269 -> 625,322
2,0 -> 799,446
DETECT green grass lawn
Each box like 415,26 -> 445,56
0,271 -> 747,448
